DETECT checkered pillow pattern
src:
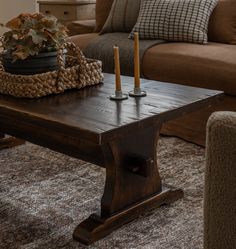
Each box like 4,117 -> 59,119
129,0 -> 218,44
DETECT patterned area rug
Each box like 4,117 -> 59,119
0,137 -> 205,249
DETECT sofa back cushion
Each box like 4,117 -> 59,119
101,0 -> 141,33
208,0 -> 236,44
95,0 -> 114,32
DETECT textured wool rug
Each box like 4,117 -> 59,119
0,137 -> 205,249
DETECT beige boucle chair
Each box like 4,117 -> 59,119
204,112 -> 236,249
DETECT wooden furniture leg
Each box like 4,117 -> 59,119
73,125 -> 184,245
0,132 -> 25,150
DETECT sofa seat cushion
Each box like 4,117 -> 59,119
69,34 -> 236,96
143,42 -> 236,95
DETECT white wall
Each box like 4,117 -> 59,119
0,0 -> 37,34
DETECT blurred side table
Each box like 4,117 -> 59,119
37,0 -> 96,25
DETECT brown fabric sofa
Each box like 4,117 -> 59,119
69,0 -> 236,146
204,112 -> 236,249
67,20 -> 96,36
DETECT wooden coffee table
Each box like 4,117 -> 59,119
0,74 -> 223,245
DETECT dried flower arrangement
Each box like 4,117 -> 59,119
0,13 -> 68,61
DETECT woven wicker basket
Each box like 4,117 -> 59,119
0,42 -> 104,98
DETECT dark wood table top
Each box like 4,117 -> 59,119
0,73 -> 223,145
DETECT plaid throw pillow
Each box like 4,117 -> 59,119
129,0 -> 218,44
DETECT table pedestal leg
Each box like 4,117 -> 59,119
0,133 -> 25,150
73,125 -> 183,245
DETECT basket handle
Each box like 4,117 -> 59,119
57,42 -> 87,70
0,36 -> 4,48
0,36 -> 5,71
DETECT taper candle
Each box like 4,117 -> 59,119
114,46 -> 121,91
134,32 -> 140,88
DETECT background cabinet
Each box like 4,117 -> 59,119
37,0 -> 96,25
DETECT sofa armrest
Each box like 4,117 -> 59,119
204,112 -> 236,249
67,19 -> 96,36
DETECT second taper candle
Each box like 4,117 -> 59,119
134,32 -> 140,88
114,45 -> 121,91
